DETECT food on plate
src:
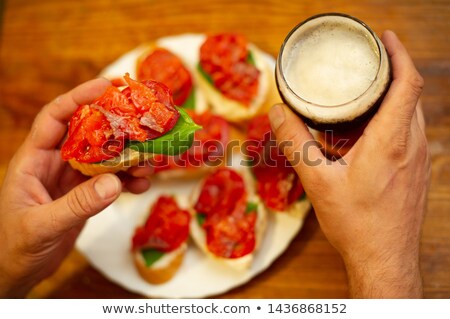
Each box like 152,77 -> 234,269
246,114 -> 307,216
131,195 -> 190,284
137,46 -> 196,108
74,34 -> 313,297
195,33 -> 278,122
150,110 -> 231,179
61,74 -> 201,176
190,168 -> 267,270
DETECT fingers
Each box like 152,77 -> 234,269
369,31 -> 424,135
127,164 -> 155,178
268,104 -> 326,175
115,169 -> 152,194
29,77 -> 111,150
123,177 -> 151,194
45,173 -> 121,235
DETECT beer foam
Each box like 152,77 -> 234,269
283,16 -> 380,106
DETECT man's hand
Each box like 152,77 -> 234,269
0,78 -> 152,297
269,31 -> 430,298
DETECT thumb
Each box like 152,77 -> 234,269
268,104 -> 325,174
49,173 -> 121,234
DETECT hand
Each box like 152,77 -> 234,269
0,78 -> 153,298
269,31 -> 430,298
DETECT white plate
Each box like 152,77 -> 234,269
75,34 -> 311,298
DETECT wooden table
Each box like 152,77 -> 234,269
1,0 -> 449,298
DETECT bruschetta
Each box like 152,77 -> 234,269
189,168 -> 267,271
246,114 -> 308,216
195,33 -> 279,122
61,74 -> 201,176
131,195 -> 190,284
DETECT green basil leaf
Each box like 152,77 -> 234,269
247,51 -> 256,66
181,88 -> 196,110
127,107 -> 202,156
141,248 -> 165,267
245,202 -> 258,214
196,213 -> 206,226
197,63 -> 214,85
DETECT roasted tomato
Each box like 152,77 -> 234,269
151,110 -> 230,172
61,105 -> 124,163
203,198 -> 257,258
252,164 -> 304,212
246,113 -> 272,155
194,168 -> 245,216
194,168 -> 256,258
91,85 -> 148,141
132,196 -> 190,252
124,75 -> 180,137
137,48 -> 193,106
61,74 -> 180,163
200,33 -> 248,73
199,33 -> 260,106
246,114 -> 304,211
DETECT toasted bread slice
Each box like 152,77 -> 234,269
189,169 -> 267,271
68,147 -> 153,176
133,243 -> 187,285
195,44 -> 280,122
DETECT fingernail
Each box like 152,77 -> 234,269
269,104 -> 286,131
94,174 -> 120,199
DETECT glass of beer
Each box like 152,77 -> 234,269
275,13 -> 391,158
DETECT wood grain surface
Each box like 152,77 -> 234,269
1,0 -> 449,298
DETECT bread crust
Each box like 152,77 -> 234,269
133,243 -> 187,285
68,148 -> 153,176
